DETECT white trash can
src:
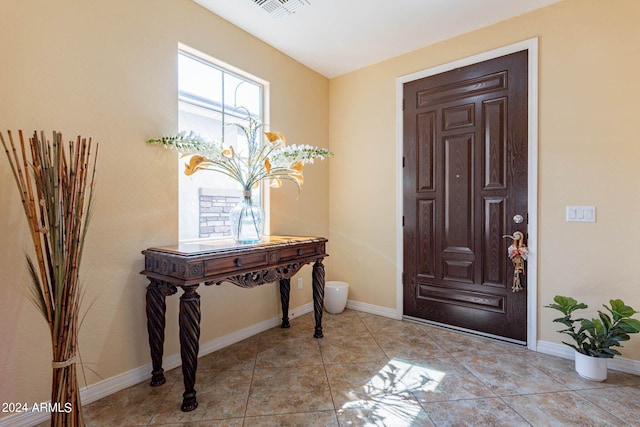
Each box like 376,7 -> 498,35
324,281 -> 349,314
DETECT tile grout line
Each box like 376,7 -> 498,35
317,332 -> 341,425
360,313 -> 443,426
418,328 -> 495,426
572,386 -> 634,426
496,395 -> 538,427
240,331 -> 262,426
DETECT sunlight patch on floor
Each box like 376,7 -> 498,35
339,358 -> 446,424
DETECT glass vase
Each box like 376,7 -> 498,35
229,190 -> 264,244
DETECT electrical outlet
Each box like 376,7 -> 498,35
297,278 -> 303,290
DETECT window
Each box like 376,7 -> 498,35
177,48 -> 266,242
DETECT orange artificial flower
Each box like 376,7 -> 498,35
184,155 -> 208,176
265,131 -> 286,144
290,161 -> 304,173
222,146 -> 235,159
290,173 -> 304,186
270,178 -> 282,188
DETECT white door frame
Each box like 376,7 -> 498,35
395,38 -> 539,350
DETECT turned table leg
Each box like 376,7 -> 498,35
146,279 -> 176,387
279,278 -> 291,328
179,284 -> 201,412
312,259 -> 325,338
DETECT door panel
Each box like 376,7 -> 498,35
403,50 -> 528,342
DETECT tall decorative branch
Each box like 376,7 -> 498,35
1,130 -> 98,427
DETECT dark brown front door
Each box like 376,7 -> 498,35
403,51 -> 528,342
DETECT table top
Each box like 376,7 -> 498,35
144,235 -> 327,257
142,235 -> 328,285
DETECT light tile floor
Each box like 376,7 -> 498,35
76,310 -> 640,426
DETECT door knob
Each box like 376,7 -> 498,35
513,214 -> 524,224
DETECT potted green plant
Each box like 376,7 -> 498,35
545,295 -> 640,381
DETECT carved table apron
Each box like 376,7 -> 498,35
141,236 -> 328,412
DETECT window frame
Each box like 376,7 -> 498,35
177,43 -> 271,242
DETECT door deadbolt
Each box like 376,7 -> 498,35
513,214 -> 524,224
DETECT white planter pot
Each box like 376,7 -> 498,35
574,350 -> 608,381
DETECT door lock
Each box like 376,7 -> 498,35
513,214 -> 524,224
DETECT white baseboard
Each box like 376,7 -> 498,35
346,300 -> 398,319
0,410 -> 48,427
535,340 -> 574,359
536,340 -> 640,376
0,302 -> 313,427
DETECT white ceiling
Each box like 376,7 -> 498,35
193,0 -> 561,78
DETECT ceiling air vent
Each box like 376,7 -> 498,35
252,0 -> 310,19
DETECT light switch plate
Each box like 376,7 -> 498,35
566,206 -> 596,223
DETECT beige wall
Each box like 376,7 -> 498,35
0,0 -> 329,414
329,0 -> 640,359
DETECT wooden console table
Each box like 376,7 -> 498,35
141,235 -> 328,412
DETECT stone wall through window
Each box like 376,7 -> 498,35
199,188 -> 241,238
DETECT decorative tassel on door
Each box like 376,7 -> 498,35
503,231 -> 528,292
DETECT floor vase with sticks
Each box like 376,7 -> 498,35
1,130 -> 98,427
